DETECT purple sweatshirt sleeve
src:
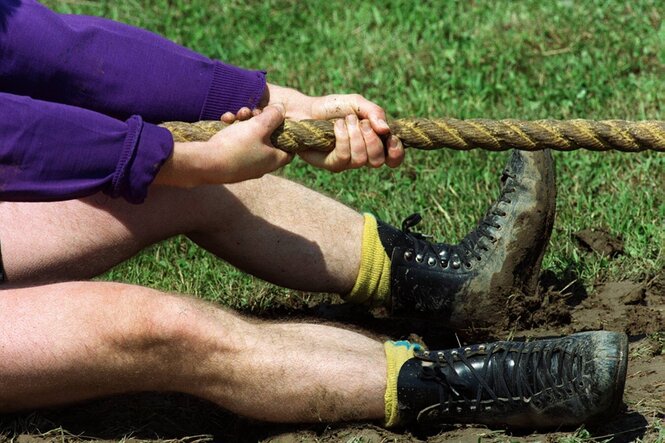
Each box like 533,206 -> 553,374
0,0 -> 267,122
0,92 -> 173,203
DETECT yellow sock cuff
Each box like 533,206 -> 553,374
383,340 -> 420,427
346,214 -> 391,307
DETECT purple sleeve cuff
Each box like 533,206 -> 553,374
0,92 -> 173,204
200,62 -> 267,120
108,118 -> 174,204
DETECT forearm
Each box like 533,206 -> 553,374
153,141 -> 208,189
260,83 -> 313,120
0,0 -> 266,122
0,92 -> 172,203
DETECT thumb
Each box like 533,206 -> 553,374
252,103 -> 285,134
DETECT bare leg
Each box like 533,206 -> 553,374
0,175 -> 363,293
0,281 -> 385,422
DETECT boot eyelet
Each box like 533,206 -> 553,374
441,260 -> 449,268
404,250 -> 414,261
464,262 -> 472,269
451,260 -> 461,269
427,257 -> 437,266
415,254 -> 424,263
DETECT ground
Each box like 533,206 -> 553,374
2,0 -> 664,442
1,267 -> 663,443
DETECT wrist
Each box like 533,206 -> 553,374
265,83 -> 313,120
153,141 -> 207,188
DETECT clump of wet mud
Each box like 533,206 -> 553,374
503,268 -> 588,331
506,288 -> 571,330
573,227 -> 625,257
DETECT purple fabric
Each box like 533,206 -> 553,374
0,92 -> 173,203
0,0 -> 268,203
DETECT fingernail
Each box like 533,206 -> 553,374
389,135 -> 399,148
360,120 -> 372,133
378,119 -> 389,130
335,119 -> 345,130
346,114 -> 358,125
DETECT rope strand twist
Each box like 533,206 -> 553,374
161,118 -> 665,153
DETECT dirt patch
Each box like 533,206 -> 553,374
573,228 -> 625,257
571,280 -> 665,335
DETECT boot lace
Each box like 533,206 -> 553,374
458,170 -> 517,265
399,171 -> 516,270
400,213 -> 455,267
418,338 -> 584,414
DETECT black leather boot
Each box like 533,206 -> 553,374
378,149 -> 556,330
397,331 -> 628,428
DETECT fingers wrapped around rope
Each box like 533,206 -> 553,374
161,118 -> 665,153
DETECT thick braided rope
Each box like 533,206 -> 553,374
161,118 -> 665,153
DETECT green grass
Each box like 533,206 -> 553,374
46,0 -> 665,311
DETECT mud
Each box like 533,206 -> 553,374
573,228 -> 625,257
1,273 -> 663,443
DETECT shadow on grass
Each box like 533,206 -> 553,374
539,265 -> 589,308
585,409 -> 650,443
240,300 -> 467,349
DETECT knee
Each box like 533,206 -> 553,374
110,286 -> 252,361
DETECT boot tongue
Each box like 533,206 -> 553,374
401,213 -> 423,232
377,213 -> 438,257
376,218 -> 414,255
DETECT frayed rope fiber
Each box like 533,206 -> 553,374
162,118 -> 665,153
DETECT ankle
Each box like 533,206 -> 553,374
383,340 -> 421,427
346,213 -> 392,307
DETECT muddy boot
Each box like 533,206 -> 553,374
378,149 -> 556,330
397,331 -> 628,428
